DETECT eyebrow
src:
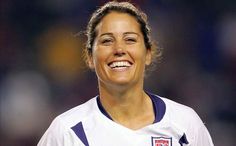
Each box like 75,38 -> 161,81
99,32 -> 139,37
123,32 -> 139,36
99,33 -> 113,38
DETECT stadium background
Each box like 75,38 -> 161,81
0,0 -> 235,145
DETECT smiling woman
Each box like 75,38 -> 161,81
90,12 -> 151,91
37,1 -> 214,146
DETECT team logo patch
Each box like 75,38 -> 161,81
152,137 -> 172,146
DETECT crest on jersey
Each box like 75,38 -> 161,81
152,137 -> 172,146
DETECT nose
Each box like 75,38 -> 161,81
114,42 -> 126,57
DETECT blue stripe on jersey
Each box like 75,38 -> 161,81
96,97 -> 113,120
146,92 -> 166,123
96,92 -> 166,123
179,133 -> 189,146
71,122 -> 89,146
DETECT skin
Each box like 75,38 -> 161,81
88,12 -> 154,130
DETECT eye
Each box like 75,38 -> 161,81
125,37 -> 137,44
100,38 -> 113,46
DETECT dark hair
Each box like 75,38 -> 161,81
84,1 -> 162,69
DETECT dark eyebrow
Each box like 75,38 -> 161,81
123,32 -> 139,35
99,33 -> 113,37
123,32 -> 140,38
99,32 -> 139,38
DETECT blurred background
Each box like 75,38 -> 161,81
0,0 -> 235,145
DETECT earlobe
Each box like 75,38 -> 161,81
88,56 -> 95,69
88,61 -> 94,69
145,49 -> 152,65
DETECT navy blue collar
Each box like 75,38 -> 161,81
96,96 -> 113,120
96,92 -> 166,123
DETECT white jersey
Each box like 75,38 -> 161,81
38,93 -> 214,146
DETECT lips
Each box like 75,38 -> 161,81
108,61 -> 132,69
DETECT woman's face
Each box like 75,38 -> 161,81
89,12 -> 151,89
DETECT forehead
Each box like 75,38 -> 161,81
95,12 -> 141,35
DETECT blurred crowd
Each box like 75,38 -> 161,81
0,0 -> 235,146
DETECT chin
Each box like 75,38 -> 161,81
112,79 -> 131,85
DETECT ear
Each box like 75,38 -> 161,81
87,55 -> 95,69
145,49 -> 152,65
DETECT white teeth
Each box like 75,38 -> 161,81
109,61 -> 131,68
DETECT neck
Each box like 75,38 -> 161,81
98,82 -> 155,130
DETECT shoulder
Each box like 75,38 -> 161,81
149,93 -> 204,131
158,96 -> 213,145
161,97 -> 203,127
150,93 -> 200,122
55,97 -> 98,128
162,97 -> 196,115
37,97 -> 98,146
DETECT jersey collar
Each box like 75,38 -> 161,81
96,92 -> 166,123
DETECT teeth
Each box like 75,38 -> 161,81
109,61 -> 131,68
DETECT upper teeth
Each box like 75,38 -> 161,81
109,61 -> 131,68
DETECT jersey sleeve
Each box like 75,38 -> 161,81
190,122 -> 214,146
37,116 -> 84,146
186,109 -> 214,146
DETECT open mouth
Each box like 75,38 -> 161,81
108,61 -> 132,69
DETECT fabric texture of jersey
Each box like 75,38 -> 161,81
37,93 -> 214,146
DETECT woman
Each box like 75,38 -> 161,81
38,1 -> 214,146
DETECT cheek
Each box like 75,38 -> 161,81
130,46 -> 147,61
92,47 -> 110,65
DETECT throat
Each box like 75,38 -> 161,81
97,93 -> 155,130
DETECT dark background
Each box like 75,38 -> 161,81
1,0 -> 235,145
